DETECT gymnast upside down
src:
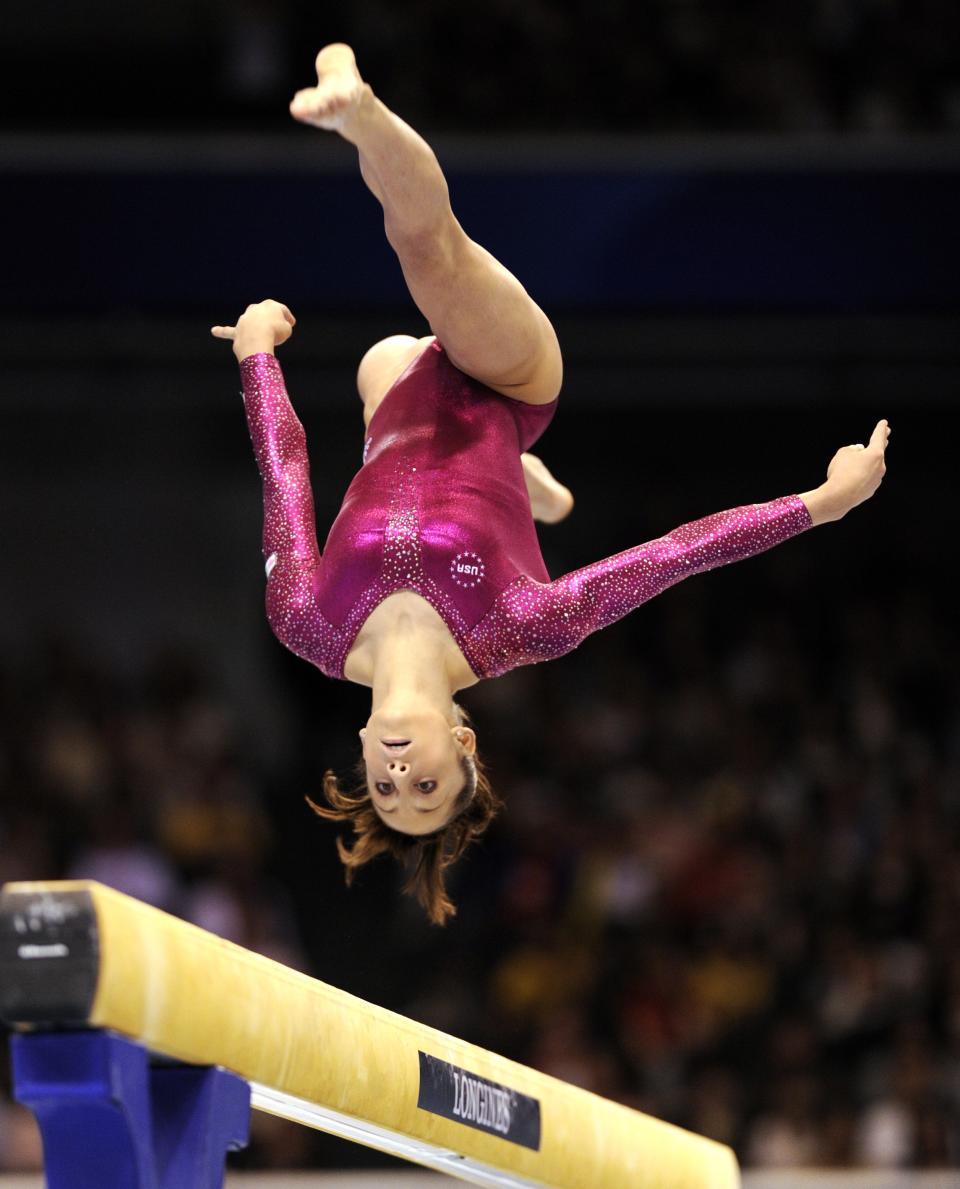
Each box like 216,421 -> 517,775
211,44 -> 890,924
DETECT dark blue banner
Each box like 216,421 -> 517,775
417,1051 -> 542,1150
5,163 -> 958,313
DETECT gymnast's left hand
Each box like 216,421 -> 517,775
210,299 -> 296,362
799,418 -> 890,526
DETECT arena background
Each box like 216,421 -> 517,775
2,0 -> 960,1179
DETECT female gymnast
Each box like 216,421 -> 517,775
212,44 -> 890,924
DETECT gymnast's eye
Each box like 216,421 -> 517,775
374,781 -> 394,795
415,780 -> 437,793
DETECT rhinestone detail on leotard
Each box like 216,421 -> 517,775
240,349 -> 812,682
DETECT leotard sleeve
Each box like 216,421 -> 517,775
240,352 -> 342,669
465,495 -> 813,677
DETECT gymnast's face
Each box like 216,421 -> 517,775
360,710 -> 476,835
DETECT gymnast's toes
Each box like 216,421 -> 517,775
291,44 -> 366,131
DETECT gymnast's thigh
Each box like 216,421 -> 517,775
357,334 -> 434,428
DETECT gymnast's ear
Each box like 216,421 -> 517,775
358,727 -> 367,741
452,725 -> 476,756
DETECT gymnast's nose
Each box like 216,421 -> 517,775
388,761 -> 408,774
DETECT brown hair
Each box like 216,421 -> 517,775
306,711 -> 501,926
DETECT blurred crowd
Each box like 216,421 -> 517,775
1,567 -> 958,1171
456,578 -> 960,1169
0,641 -> 314,1169
353,0 -> 960,133
7,0 -> 960,133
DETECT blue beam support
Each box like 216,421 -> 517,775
11,1030 -> 250,1189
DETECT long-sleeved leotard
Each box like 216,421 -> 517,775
240,341 -> 812,681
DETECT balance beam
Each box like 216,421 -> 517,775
0,880 -> 740,1188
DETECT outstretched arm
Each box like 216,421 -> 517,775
211,301 -> 323,643
469,421 -> 891,676
474,496 -> 813,673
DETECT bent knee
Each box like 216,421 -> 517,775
448,309 -> 563,405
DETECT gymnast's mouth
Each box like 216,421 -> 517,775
381,739 -> 410,750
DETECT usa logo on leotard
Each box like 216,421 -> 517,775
450,551 -> 485,589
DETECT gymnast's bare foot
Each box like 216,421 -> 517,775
522,453 -> 574,524
289,43 -> 369,135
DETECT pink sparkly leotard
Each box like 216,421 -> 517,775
240,341 -> 812,681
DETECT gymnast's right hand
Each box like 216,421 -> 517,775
210,299 -> 296,362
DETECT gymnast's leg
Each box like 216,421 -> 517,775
521,452 -> 574,523
290,44 -> 563,406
